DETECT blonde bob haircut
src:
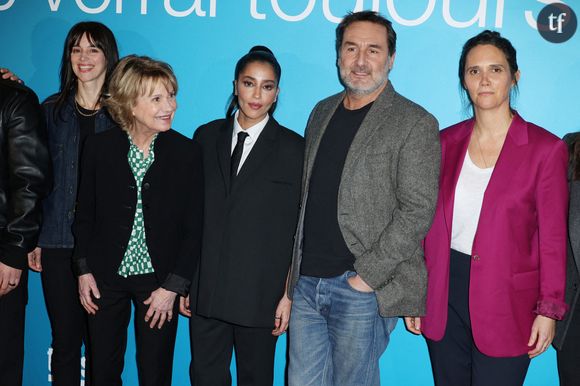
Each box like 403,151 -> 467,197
105,55 -> 178,132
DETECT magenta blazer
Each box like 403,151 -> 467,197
422,113 -> 569,357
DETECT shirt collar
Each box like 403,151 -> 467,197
232,110 -> 269,145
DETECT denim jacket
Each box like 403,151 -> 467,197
38,93 -> 115,248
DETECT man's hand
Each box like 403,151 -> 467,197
0,261 -> 23,296
0,68 -> 23,83
347,274 -> 374,293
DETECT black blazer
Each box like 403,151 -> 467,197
72,126 -> 203,296
193,116 -> 303,328
554,132 -> 580,349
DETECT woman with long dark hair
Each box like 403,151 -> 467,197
181,46 -> 303,386
406,30 -> 568,385
26,21 -> 118,386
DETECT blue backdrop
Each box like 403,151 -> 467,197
1,1 -> 578,385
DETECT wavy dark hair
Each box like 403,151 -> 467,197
336,11 -> 396,57
458,30 -> 519,115
226,45 -> 281,118
53,21 -> 119,121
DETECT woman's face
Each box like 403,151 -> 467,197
463,44 -> 519,113
234,61 -> 279,129
70,33 -> 107,87
131,81 -> 177,135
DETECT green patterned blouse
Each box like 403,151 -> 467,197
117,133 -> 158,277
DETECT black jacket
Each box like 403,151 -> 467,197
193,117 -> 303,328
554,132 -> 580,349
0,79 -> 52,269
72,126 -> 203,296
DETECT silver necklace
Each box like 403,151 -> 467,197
74,98 -> 99,117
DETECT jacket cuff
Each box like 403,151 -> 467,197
161,273 -> 191,297
534,299 -> 569,320
353,250 -> 391,290
73,258 -> 91,277
0,245 -> 28,270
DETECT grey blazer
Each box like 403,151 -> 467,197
554,132 -> 580,350
287,82 -> 440,317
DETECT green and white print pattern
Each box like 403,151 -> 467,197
117,133 -> 158,277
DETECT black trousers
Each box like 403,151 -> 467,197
189,314 -> 278,386
41,248 -> 89,386
88,273 -> 178,386
426,249 -> 530,386
557,296 -> 580,386
0,269 -> 27,386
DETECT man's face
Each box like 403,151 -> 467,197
338,21 -> 394,97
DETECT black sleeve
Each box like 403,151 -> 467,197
71,135 -> 97,276
0,88 -> 52,269
161,140 -> 204,296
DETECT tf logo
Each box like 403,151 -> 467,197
537,2 -> 577,43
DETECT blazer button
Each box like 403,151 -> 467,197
143,182 -> 150,190
472,254 -> 480,261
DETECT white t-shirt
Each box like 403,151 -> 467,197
450,151 -> 494,255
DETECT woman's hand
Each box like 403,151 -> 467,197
143,287 -> 177,329
272,293 -> 292,336
404,316 -> 422,335
78,273 -> 100,315
527,314 -> 556,358
27,247 -> 42,272
179,295 -> 191,317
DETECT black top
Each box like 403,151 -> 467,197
301,101 -> 373,278
76,105 -> 97,159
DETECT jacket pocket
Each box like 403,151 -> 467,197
512,269 -> 539,291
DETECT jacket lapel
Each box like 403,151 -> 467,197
441,120 -> 472,242
569,181 -> 580,274
216,119 -> 234,193
343,82 -> 395,172
303,93 -> 344,189
473,114 -> 529,247
231,117 -> 278,192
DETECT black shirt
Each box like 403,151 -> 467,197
76,105 -> 97,164
301,101 -> 373,278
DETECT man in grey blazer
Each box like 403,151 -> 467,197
286,11 -> 440,386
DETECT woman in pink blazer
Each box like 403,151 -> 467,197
405,30 -> 569,386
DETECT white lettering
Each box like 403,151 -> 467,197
323,0 -> 366,23
76,0 -> 110,13
0,0 -> 14,10
250,0 -> 265,19
0,0 -> 15,10
164,0 -> 216,17
548,12 -> 566,32
386,0 -> 435,26
494,0 -> 504,27
525,0 -> 565,30
442,0 -> 486,28
47,0 -> 62,11
271,0 -> 315,22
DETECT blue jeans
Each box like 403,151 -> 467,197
288,272 -> 398,386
